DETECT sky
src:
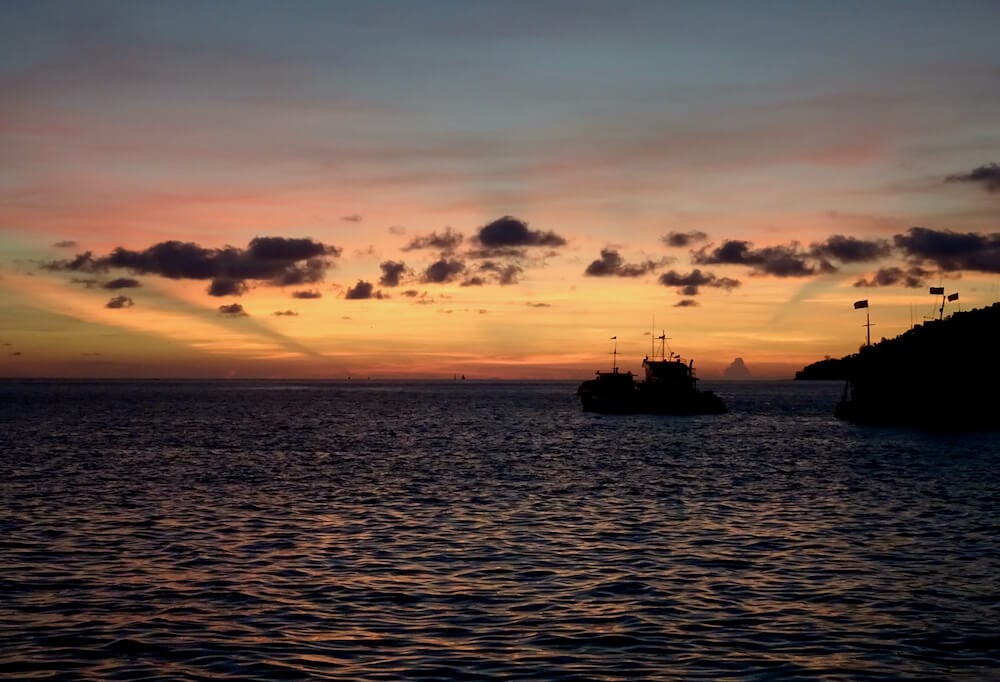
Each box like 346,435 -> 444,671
2,0 -> 998,380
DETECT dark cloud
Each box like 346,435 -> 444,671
245,236 -> 339,262
402,228 -> 464,253
41,251 -> 105,273
273,310 -> 299,316
461,276 -> 485,287
105,295 -> 134,309
894,227 -> 1000,273
103,277 -> 141,290
526,302 -> 551,308
853,266 -> 930,288
53,240 -> 78,248
474,216 -> 566,251
809,235 -> 892,263
292,290 -> 322,299
70,277 -> 100,288
477,261 -> 522,285
662,231 -> 708,248
345,280 -> 385,299
208,277 -> 248,297
40,237 -> 341,296
496,264 -> 522,285
464,246 -> 529,260
342,214 -> 363,222
674,299 -> 699,307
422,258 -> 466,283
379,260 -> 408,287
693,240 -> 815,277
658,269 -> 741,295
946,162 -> 1000,193
584,248 -> 666,277
401,289 -> 421,298
219,303 -> 248,316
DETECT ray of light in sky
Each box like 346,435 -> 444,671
2,0 -> 998,379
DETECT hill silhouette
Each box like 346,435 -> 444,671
801,303 -> 1000,429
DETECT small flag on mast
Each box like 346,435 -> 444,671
929,286 -> 945,295
854,300 -> 868,309
947,292 -> 959,301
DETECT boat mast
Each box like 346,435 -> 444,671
658,330 -> 671,361
611,336 -> 617,372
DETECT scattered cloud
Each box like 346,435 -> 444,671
345,280 -> 386,299
40,237 -> 341,297
809,235 -> 891,264
52,240 -> 78,248
460,276 -> 485,287
292,289 -> 322,299
219,303 -> 248,316
662,231 -> 708,248
477,261 -> 522,285
208,277 -> 248,297
402,227 -> 464,253
526,302 -> 551,308
853,266 -> 930,288
894,227 -> 1000,273
379,260 -> 408,287
273,310 -> 299,316
946,162 -> 1000,193
103,277 -> 141,290
342,214 -> 363,222
674,299 -> 699,307
584,248 -> 667,277
42,251 -> 103,273
422,258 -> 466,283
693,241 -> 816,277
472,216 -> 566,253
106,295 -> 134,309
658,269 -> 741,295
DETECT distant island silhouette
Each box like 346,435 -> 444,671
799,303 -> 999,429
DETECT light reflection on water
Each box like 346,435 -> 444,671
1,379 -> 998,680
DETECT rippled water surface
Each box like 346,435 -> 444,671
2,379 -> 998,680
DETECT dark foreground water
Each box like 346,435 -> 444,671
1,379 -> 997,680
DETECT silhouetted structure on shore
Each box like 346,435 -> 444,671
832,303 -> 999,430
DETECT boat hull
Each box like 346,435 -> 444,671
577,380 -> 726,415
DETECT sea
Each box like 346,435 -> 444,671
1,379 -> 997,681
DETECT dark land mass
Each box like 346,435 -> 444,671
809,302 -> 999,429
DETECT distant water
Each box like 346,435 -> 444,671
1,379 -> 997,681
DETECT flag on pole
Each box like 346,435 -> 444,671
929,286 -> 945,295
947,292 -> 959,301
854,300 -> 868,309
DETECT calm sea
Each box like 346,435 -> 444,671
1,379 -> 997,680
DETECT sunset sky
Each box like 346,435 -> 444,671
2,1 -> 998,380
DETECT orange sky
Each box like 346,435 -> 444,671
2,3 -> 998,380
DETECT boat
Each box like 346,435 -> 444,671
577,334 -> 726,415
